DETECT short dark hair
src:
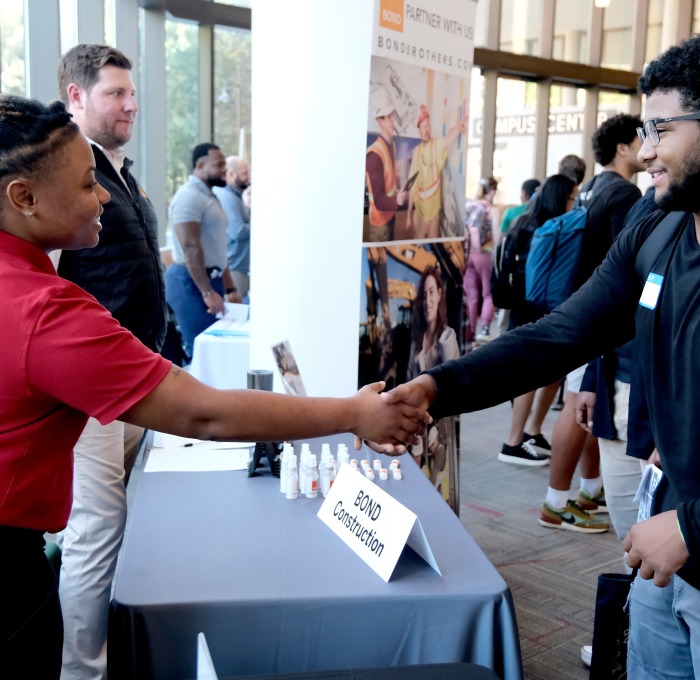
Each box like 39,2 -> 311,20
591,114 -> 642,166
57,44 -> 132,104
638,35 -> 700,114
558,154 -> 586,185
0,95 -> 79,191
521,178 -> 541,199
192,143 -> 220,169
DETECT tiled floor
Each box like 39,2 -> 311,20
459,401 -> 623,680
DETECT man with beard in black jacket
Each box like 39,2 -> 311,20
56,44 -> 167,680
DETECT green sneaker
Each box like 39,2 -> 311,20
577,488 -> 608,514
538,500 -> 610,533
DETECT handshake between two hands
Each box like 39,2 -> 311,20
351,374 -> 438,456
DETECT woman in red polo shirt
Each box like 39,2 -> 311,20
0,95 -> 428,677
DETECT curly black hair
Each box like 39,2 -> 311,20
0,95 -> 79,188
638,36 -> 700,113
591,114 -> 642,166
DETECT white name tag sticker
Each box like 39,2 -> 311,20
639,272 -> 664,310
317,464 -> 440,582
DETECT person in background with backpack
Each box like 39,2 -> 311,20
497,174 -> 576,466
464,176 -> 499,346
500,178 -> 541,235
539,113 -> 645,533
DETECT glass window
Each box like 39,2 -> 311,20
465,68 -> 483,201
553,0 -> 588,63
601,0 -> 634,70
645,0 -> 664,64
213,25 -> 251,160
0,1 -> 25,95
598,90 -> 648,190
165,17 -> 200,225
546,84 -> 585,177
215,0 -> 251,6
474,0 -> 489,48
493,77 -> 537,206
104,0 -> 116,48
499,0 -> 543,56
598,90 -> 632,119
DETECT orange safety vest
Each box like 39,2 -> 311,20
366,136 -> 397,227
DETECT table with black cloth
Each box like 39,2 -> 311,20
108,437 -> 522,680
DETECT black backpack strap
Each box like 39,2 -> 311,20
575,172 -> 627,211
634,211 -> 687,281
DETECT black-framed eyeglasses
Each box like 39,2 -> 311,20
636,112 -> 700,146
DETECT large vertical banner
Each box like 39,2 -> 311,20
359,0 -> 477,513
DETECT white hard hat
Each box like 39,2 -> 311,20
370,89 -> 395,118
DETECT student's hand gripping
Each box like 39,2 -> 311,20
353,375 -> 438,454
623,510 -> 690,587
349,381 -> 430,454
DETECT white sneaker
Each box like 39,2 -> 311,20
581,644 -> 592,668
475,326 -> 492,344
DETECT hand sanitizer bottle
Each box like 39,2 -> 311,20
280,442 -> 292,494
306,454 -> 319,498
286,453 -> 298,499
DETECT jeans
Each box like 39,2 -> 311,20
628,573 -> 700,678
165,263 -> 224,357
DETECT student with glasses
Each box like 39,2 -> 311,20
383,35 -> 700,678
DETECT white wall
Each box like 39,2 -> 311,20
250,0 -> 373,397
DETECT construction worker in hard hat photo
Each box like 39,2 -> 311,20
364,88 -> 408,243
406,103 -> 467,240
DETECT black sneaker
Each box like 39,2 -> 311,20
498,441 -> 550,467
523,432 -> 552,456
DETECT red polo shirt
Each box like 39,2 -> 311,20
0,230 -> 171,532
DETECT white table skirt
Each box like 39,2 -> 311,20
189,329 -> 250,389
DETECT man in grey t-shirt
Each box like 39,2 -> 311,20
165,143 -> 241,357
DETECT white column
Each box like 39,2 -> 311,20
24,0 -> 61,102
114,0 -> 142,175
141,8 -> 168,238
198,24 -> 213,144
250,0 -> 373,397
75,0 -> 104,44
58,0 -> 104,48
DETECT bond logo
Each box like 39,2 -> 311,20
379,0 -> 404,32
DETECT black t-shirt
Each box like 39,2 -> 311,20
639,216 -> 700,584
427,210 -> 700,587
574,171 -> 641,290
